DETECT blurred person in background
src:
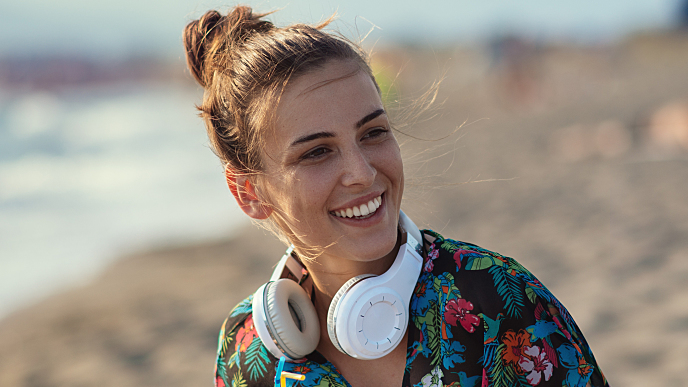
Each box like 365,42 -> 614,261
183,6 -> 609,387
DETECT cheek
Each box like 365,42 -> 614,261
377,142 -> 404,188
269,167 -> 336,216
384,148 -> 404,210
301,167 -> 342,211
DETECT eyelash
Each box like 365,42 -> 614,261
362,127 -> 388,139
301,147 -> 330,160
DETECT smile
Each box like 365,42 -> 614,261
331,195 -> 382,219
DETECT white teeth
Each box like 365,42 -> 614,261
332,195 -> 383,219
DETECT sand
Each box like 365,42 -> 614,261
1,32 -> 687,386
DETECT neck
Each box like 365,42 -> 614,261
298,231 -> 402,317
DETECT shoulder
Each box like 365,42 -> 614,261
417,229 -> 609,387
422,229 -> 545,292
422,229 -> 530,274
214,294 -> 274,387
420,229 -> 562,319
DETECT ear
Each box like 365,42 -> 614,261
225,166 -> 272,220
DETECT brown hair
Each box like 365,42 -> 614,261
183,5 -> 376,173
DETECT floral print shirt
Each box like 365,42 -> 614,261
214,230 -> 609,387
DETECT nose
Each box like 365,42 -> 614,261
340,147 -> 376,187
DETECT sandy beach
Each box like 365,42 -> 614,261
1,32 -> 687,386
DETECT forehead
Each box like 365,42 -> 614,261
272,60 -> 383,142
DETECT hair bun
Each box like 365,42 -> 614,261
183,6 -> 273,87
183,10 -> 224,87
225,6 -> 273,45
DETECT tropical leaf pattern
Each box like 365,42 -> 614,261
214,230 -> 609,387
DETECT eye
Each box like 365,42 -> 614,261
300,146 -> 330,161
362,127 -> 388,140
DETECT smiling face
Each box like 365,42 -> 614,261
258,59 -> 404,274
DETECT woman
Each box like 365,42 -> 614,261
183,6 -> 609,387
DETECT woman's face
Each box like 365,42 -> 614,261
260,59 -> 404,270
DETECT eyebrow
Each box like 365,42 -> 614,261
290,131 -> 335,147
355,108 -> 386,129
289,108 -> 387,147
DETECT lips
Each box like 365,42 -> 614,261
331,195 -> 382,219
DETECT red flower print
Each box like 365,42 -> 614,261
215,375 -> 226,387
444,298 -> 481,333
452,249 -> 479,270
452,251 -> 462,270
235,315 -> 257,353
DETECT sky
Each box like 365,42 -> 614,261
0,0 -> 685,58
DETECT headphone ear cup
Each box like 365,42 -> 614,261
326,274 -> 375,355
264,279 -> 320,359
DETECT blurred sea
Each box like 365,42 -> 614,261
0,83 -> 247,318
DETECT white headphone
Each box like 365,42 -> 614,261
252,211 -> 423,361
